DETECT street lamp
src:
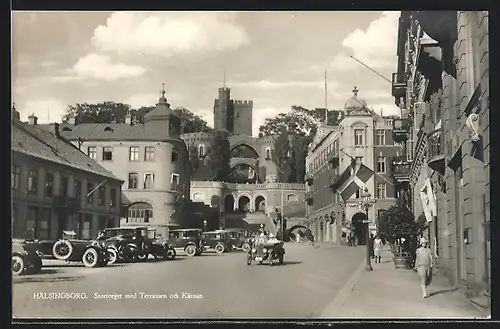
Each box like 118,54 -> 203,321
360,187 -> 376,272
203,220 -> 207,232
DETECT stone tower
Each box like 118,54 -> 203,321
213,87 -> 253,136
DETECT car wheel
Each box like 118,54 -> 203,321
52,240 -> 73,261
166,249 -> 176,260
215,243 -> 225,254
185,245 -> 196,257
97,255 -> 109,267
137,253 -> 148,261
82,248 -> 99,268
107,248 -> 118,265
242,243 -> 251,252
12,255 -> 25,275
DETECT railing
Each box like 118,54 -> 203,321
328,151 -> 339,167
392,156 -> 411,178
191,181 -> 306,190
392,118 -> 412,143
392,72 -> 407,98
427,128 -> 444,160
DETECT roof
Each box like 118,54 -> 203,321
144,88 -> 180,122
12,121 -> 122,182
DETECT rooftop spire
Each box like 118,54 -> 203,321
353,86 -> 359,97
159,82 -> 167,103
223,68 -> 226,88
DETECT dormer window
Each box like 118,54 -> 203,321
265,147 -> 271,160
62,127 -> 72,132
104,126 -> 114,132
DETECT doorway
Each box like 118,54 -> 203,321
352,212 -> 368,245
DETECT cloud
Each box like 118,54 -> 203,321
252,106 -> 288,137
17,98 -> 68,123
68,53 -> 147,81
91,12 -> 249,57
228,79 -> 338,90
330,11 -> 400,71
124,91 -> 182,108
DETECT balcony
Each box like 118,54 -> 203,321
52,195 -> 80,213
305,173 -> 313,186
427,128 -> 446,175
328,151 -> 340,168
392,72 -> 407,101
392,118 -> 412,143
305,192 -> 313,206
392,156 -> 410,183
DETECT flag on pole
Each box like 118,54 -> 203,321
330,157 -> 375,201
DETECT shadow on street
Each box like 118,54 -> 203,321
429,288 -> 459,297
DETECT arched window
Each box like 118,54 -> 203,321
198,144 -> 205,157
127,202 -> 153,223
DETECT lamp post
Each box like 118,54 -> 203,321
360,187 -> 376,271
203,220 -> 207,232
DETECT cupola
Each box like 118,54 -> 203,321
143,83 -> 182,137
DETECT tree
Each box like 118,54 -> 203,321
174,107 -> 213,133
271,126 -> 292,183
290,135 -> 309,183
188,143 -> 200,175
63,102 -> 131,123
204,131 -> 231,181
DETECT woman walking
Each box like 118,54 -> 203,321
414,237 -> 434,298
373,235 -> 383,263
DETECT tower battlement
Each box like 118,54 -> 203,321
219,87 -> 230,92
233,100 -> 254,105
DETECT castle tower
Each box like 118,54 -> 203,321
214,87 -> 233,132
232,100 -> 253,136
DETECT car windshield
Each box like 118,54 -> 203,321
229,232 -> 240,238
183,230 -> 200,238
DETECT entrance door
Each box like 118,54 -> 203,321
454,168 -> 467,282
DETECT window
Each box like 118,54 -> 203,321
28,170 -> 38,193
87,183 -> 94,204
171,173 -> 180,190
98,185 -> 105,206
87,146 -> 97,160
44,173 -> 54,197
129,146 -> 140,161
376,129 -> 386,145
354,129 -> 364,146
377,183 -> 387,199
198,144 -> 205,157
128,202 -> 153,224
128,173 -> 138,189
171,149 -> 179,163
265,147 -> 271,160
102,147 -> 113,161
39,208 -> 51,240
74,180 -> 82,201
377,157 -> 386,173
144,173 -> 155,189
82,214 -> 92,240
110,188 -> 117,208
144,146 -> 155,161
12,165 -> 20,189
60,176 -> 69,196
355,156 -> 364,164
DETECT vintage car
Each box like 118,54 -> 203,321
202,230 -> 233,254
166,229 -> 204,257
12,239 -> 43,275
97,227 -> 176,264
226,228 -> 251,252
23,230 -> 109,268
247,239 -> 285,266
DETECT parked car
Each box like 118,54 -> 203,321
166,229 -> 204,257
96,227 -> 175,264
12,239 -> 42,275
202,230 -> 234,254
226,228 -> 251,252
23,230 -> 109,268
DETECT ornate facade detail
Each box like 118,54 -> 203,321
466,113 -> 480,143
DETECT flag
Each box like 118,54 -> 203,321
330,156 -> 375,201
330,158 -> 355,191
420,178 -> 437,222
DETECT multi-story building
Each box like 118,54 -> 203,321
52,89 -> 191,237
305,89 -> 402,245
392,11 -> 489,308
11,106 -> 123,241
185,86 -> 306,232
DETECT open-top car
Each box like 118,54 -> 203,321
226,228 -> 252,252
166,229 -> 204,257
247,238 -> 285,266
23,230 -> 109,268
202,230 -> 233,254
12,239 -> 42,275
97,227 -> 175,264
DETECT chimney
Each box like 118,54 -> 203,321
50,123 -> 60,138
125,112 -> 132,125
12,103 -> 20,121
28,113 -> 38,125
68,114 -> 76,125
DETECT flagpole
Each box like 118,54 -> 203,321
87,179 -> 108,197
324,69 -> 328,123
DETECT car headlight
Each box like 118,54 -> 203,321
251,249 -> 256,253
263,248 -> 267,253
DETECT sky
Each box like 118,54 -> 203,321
12,11 -> 402,136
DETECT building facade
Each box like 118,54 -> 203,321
54,89 -> 191,237
305,90 -> 401,245
12,109 -> 123,241
392,11 -> 489,308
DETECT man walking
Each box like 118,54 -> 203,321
414,237 -> 434,298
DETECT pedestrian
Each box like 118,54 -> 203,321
414,237 -> 434,298
369,233 -> 375,259
373,235 -> 383,263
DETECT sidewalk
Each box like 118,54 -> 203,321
320,250 -> 489,319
